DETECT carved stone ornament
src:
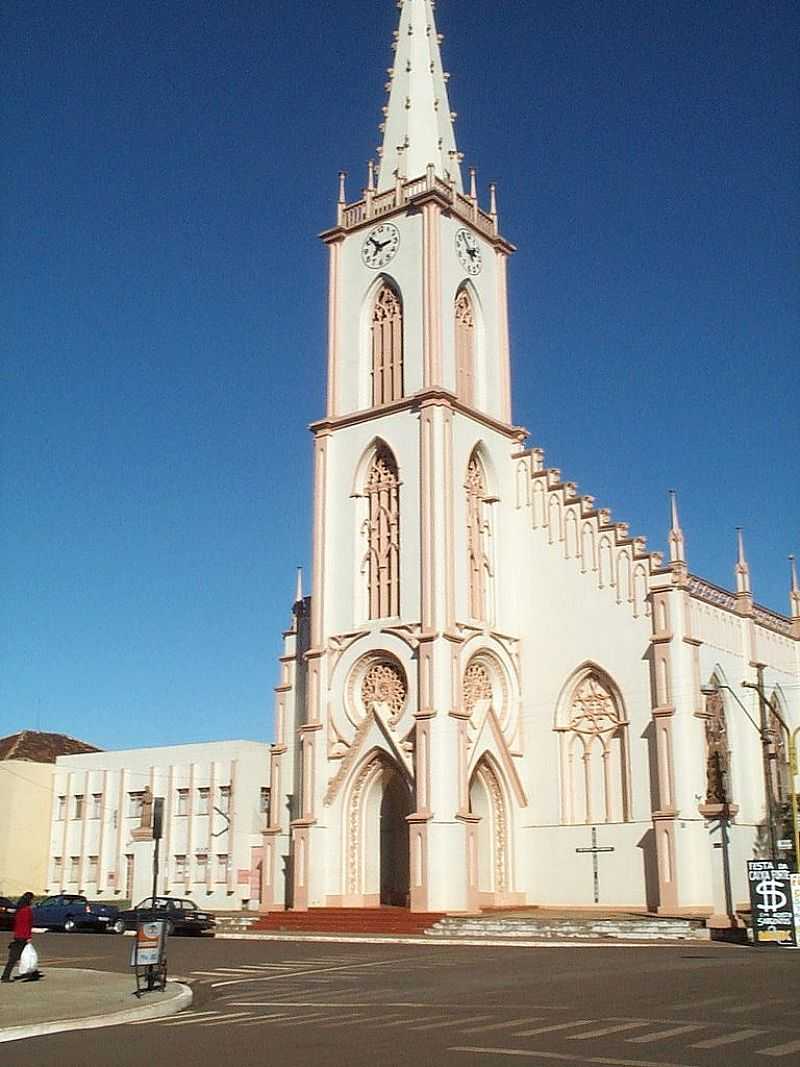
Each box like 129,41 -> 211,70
569,675 -> 622,738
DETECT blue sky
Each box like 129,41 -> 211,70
3,0 -> 798,750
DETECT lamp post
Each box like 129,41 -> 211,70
700,679 -> 797,867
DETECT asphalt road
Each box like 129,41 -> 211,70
7,932 -> 800,1066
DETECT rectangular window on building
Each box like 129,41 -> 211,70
128,791 -> 145,818
197,787 -> 210,814
56,795 -> 66,820
87,855 -> 99,882
174,854 -> 187,879
52,856 -> 63,882
218,786 -> 231,814
91,794 -> 102,819
73,795 -> 84,820
176,789 -> 189,816
216,854 -> 229,882
195,853 -> 208,881
69,856 -> 80,883
259,787 -> 271,815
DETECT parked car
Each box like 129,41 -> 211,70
118,897 -> 216,937
32,894 -> 124,934
0,896 -> 15,931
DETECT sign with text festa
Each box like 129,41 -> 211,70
747,861 -> 796,946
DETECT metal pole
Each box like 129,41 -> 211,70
791,728 -> 800,871
744,669 -> 777,860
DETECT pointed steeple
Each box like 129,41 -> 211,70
789,555 -> 800,622
377,0 -> 462,193
734,527 -> 752,612
668,490 -> 686,565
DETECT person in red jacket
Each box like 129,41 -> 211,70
1,892 -> 39,983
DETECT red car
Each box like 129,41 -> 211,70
0,897 -> 15,931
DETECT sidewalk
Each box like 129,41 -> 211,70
0,968 -> 191,1043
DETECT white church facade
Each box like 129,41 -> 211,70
260,0 -> 800,924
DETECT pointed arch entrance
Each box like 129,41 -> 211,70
467,757 -> 509,908
346,751 -> 412,907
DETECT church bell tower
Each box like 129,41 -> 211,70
263,0 -> 527,915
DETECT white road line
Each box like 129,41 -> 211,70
451,1049 -> 698,1066
155,1012 -> 224,1028
569,1022 -> 649,1040
722,1000 -> 785,1014
757,1037 -> 800,1057
128,1010 -> 219,1027
514,1020 -> 596,1038
409,1014 -> 493,1032
268,1011 -> 344,1027
315,1013 -> 367,1029
196,1011 -> 256,1027
689,1028 -> 766,1048
210,955 -> 402,989
237,1013 -> 295,1027
673,994 -> 736,1010
462,1018 -> 546,1035
627,1024 -> 705,1044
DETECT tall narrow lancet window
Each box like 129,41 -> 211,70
557,671 -> 630,825
371,284 -> 404,406
768,695 -> 790,809
455,288 -> 475,405
466,451 -> 493,621
364,445 -> 400,619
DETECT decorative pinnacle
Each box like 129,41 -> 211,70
667,489 -> 686,565
789,555 -> 800,620
294,566 -> 304,605
735,527 -> 751,597
337,171 -> 347,205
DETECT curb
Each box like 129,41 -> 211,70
0,977 -> 192,1044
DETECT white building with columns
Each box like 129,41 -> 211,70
261,0 -> 800,924
48,740 -> 270,911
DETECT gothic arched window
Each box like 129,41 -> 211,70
371,284 -> 403,406
364,445 -> 400,619
466,450 -> 493,621
703,688 -> 731,806
557,671 -> 630,825
455,288 -> 475,405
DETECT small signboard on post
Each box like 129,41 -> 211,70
131,919 -> 167,994
747,860 -> 797,947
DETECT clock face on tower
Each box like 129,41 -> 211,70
361,223 -> 400,269
455,228 -> 482,275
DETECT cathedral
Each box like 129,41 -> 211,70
260,0 -> 799,925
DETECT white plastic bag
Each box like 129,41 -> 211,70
18,943 -> 38,977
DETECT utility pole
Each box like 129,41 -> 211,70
743,666 -> 779,862
151,798 -> 164,908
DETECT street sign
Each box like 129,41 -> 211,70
130,920 -> 165,968
747,860 -> 796,946
777,839 -> 793,852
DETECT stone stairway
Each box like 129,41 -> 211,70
251,907 -> 447,936
427,914 -> 709,941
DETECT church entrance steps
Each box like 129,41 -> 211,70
427,914 -> 710,942
250,907 -> 447,936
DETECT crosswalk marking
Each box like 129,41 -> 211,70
158,1012 -> 224,1028
269,1011 -> 344,1027
128,1010 -> 220,1027
626,1024 -> 704,1044
673,993 -> 736,1010
452,1049 -> 700,1066
238,1013 -> 295,1027
514,1020 -> 596,1038
758,1037 -> 800,1057
690,1028 -> 766,1048
568,1022 -> 649,1040
462,1017 -> 545,1035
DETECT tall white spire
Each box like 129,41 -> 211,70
668,490 -> 686,565
377,0 -> 463,193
